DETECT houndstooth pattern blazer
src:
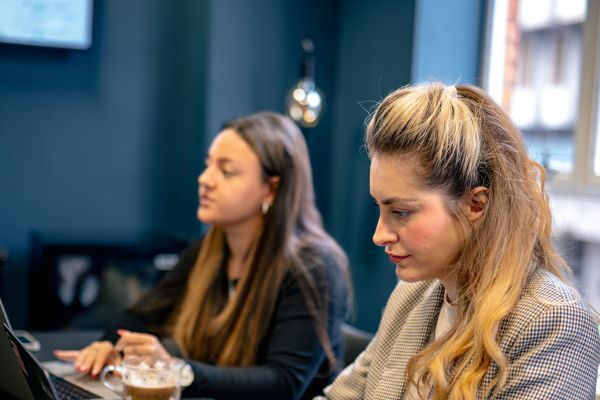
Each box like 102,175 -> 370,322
316,269 -> 600,399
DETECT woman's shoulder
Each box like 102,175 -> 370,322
503,268 -> 598,338
526,269 -> 583,302
279,243 -> 349,303
522,269 -> 592,312
294,242 -> 347,279
175,236 -> 204,264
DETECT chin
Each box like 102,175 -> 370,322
395,266 -> 422,282
197,209 -> 215,225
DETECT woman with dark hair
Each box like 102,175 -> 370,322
55,112 -> 352,400
318,82 -> 599,399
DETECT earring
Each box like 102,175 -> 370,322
261,202 -> 271,215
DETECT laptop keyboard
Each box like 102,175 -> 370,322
49,374 -> 98,400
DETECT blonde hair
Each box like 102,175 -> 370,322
366,82 -> 570,399
172,112 -> 350,368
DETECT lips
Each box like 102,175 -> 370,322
199,194 -> 213,206
387,253 -> 410,264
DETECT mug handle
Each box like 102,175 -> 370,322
100,364 -> 124,395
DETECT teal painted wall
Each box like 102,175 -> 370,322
329,0 -> 418,331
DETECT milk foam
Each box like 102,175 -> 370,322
123,360 -> 177,388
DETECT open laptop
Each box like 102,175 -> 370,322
0,297 -> 115,399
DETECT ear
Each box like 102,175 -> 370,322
464,186 -> 488,222
264,176 -> 281,204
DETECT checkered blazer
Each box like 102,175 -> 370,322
316,269 -> 600,399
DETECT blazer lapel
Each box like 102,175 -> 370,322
372,282 -> 445,399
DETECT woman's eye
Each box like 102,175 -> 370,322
222,169 -> 236,178
392,210 -> 411,218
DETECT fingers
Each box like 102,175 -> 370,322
115,330 -> 154,347
74,341 -> 115,377
108,350 -> 123,365
90,350 -> 111,377
53,350 -> 80,361
115,331 -> 170,360
121,344 -> 154,356
114,330 -> 155,353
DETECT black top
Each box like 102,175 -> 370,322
102,240 -> 348,400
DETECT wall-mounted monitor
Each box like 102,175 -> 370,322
0,0 -> 93,50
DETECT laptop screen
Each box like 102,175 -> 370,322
0,296 -> 35,400
3,324 -> 57,400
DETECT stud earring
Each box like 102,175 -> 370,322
262,202 -> 271,215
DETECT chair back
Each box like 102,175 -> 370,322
342,323 -> 373,366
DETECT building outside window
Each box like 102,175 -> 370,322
484,0 -> 587,176
483,0 -> 600,312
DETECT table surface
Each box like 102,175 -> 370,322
30,330 -> 103,362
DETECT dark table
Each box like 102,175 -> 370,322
31,330 -> 103,362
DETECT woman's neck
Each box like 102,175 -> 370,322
441,279 -> 458,304
223,218 -> 262,280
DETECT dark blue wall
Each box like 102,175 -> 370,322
0,0 -> 483,331
0,0 -> 213,325
203,0 -> 341,221
329,0 -> 418,331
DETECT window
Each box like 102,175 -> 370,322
483,0 -> 600,311
594,34 -> 600,176
482,0 -> 600,188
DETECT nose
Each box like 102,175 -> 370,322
198,167 -> 214,188
372,216 -> 398,247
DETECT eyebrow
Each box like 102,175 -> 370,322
206,155 -> 239,166
371,195 -> 419,205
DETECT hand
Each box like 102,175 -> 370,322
114,330 -> 171,361
54,340 -> 121,377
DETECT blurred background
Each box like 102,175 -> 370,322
0,0 -> 598,334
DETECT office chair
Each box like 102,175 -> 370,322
341,322 -> 373,366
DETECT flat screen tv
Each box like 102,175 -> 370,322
0,0 -> 93,50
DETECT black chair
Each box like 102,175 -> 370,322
341,323 -> 373,366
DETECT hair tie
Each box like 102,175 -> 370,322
445,85 -> 458,98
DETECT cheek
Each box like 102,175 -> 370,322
403,224 -> 437,252
222,184 -> 263,209
405,217 -> 459,254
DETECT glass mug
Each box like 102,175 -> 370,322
100,356 -> 194,400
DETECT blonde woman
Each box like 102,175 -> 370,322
55,112 -> 352,400
318,83 -> 600,399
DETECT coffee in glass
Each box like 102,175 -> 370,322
101,356 -> 193,400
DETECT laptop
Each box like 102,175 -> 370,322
0,297 -> 114,399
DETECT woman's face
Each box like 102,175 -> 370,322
197,129 -> 272,230
370,153 -> 466,285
